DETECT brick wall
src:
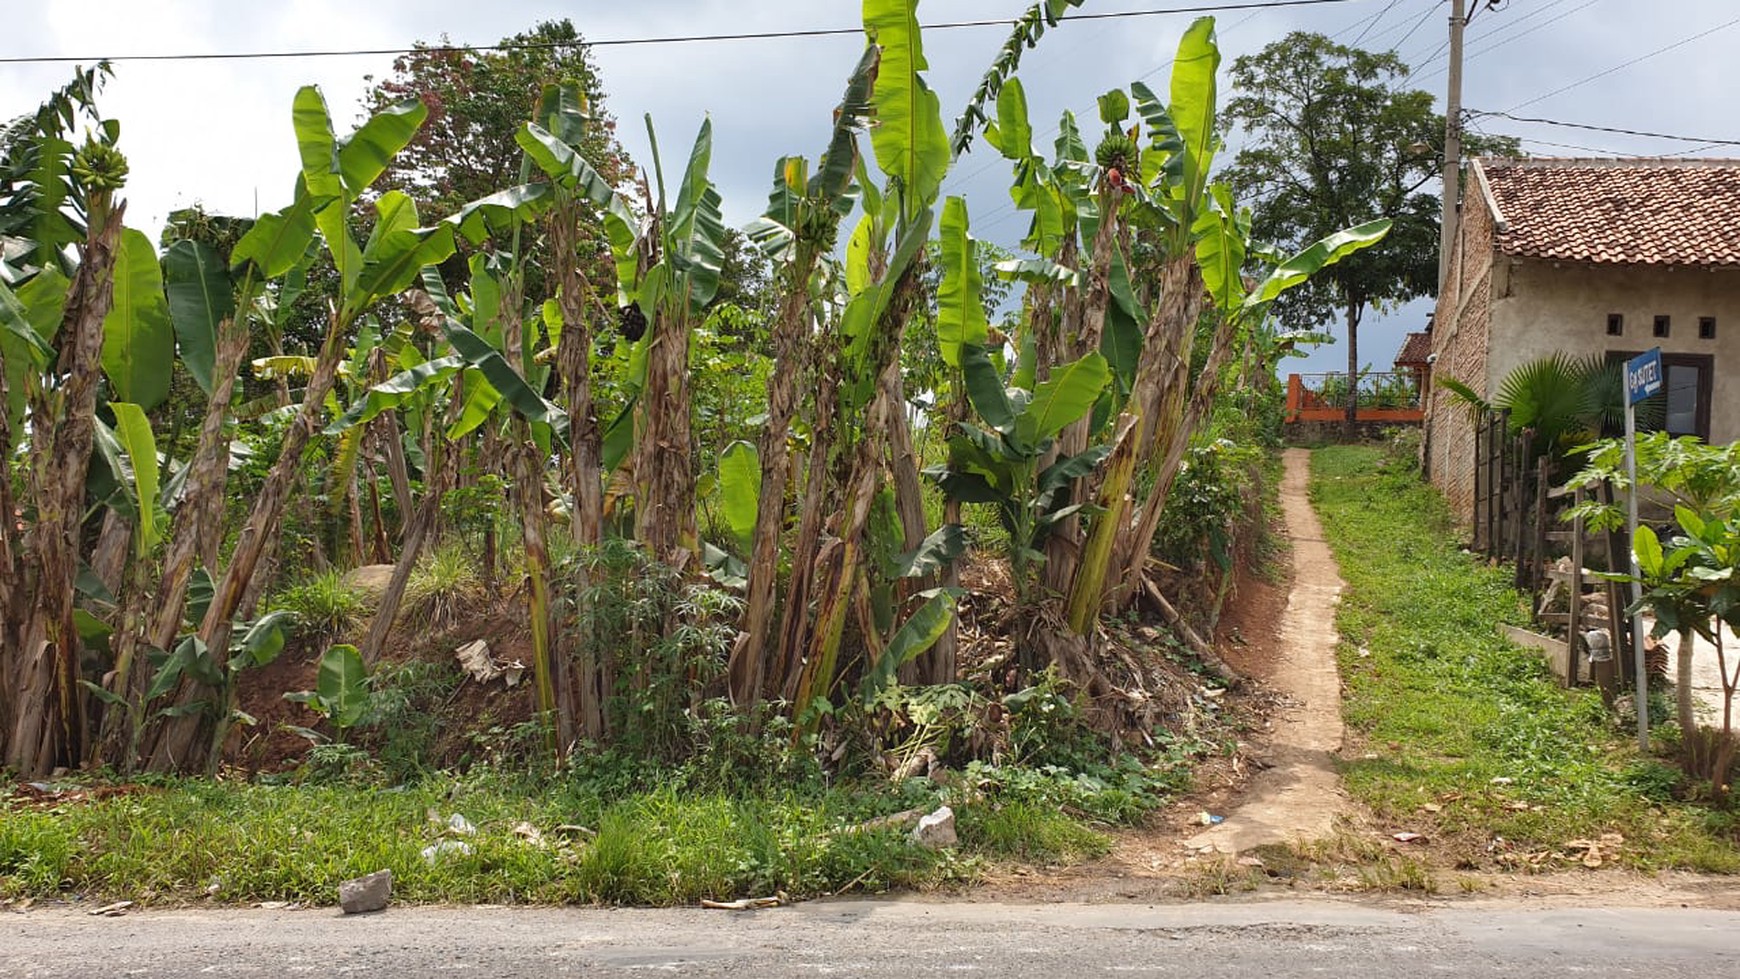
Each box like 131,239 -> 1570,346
1427,171 -> 1496,524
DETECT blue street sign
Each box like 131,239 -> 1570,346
1625,347 -> 1663,407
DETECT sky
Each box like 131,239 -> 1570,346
4,0 -> 1738,377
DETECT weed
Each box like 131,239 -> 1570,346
1175,854 -> 1262,897
403,543 -> 486,632
1311,446 -> 1740,872
268,570 -> 365,643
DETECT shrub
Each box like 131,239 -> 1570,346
1155,439 -> 1262,573
403,542 -> 485,632
269,569 -> 365,643
558,539 -> 742,761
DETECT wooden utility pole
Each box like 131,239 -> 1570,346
1438,0 -> 1467,289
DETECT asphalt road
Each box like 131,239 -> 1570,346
3,897 -> 1736,977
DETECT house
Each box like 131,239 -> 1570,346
1426,157 -> 1740,519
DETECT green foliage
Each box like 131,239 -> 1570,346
931,344 -> 1110,596
270,569 -> 366,643
558,539 -> 741,760
100,228 -> 175,411
404,543 -> 486,632
363,658 -> 466,782
285,644 -> 372,735
1155,439 -> 1260,572
1314,445 -> 1740,870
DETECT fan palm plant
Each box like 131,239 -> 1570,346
1439,353 -> 1641,469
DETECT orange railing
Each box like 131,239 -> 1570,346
1285,372 -> 1424,424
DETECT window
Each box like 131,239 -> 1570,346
1654,315 -> 1671,338
1699,316 -> 1716,340
1606,313 -> 1624,336
1607,351 -> 1713,441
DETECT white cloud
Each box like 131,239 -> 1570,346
4,0 -> 1736,372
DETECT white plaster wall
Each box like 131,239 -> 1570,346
1487,261 -> 1740,443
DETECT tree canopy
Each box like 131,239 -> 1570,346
1222,32 -> 1515,425
363,19 -> 632,215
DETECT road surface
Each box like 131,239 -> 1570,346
3,898 -> 1736,977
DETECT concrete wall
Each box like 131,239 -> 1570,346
1426,177 -> 1740,525
1486,260 -> 1740,443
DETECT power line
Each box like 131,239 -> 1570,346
1469,110 -> 1740,148
1351,0 -> 1410,46
1505,14 -> 1740,112
1386,1 -> 1445,55
1410,0 -> 1600,85
0,0 -> 1365,66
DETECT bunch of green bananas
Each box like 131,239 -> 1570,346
71,139 -> 129,193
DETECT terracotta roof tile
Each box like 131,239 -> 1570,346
1477,158 -> 1740,268
1394,331 -> 1432,367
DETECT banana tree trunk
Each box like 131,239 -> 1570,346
552,202 -> 605,550
551,206 -> 606,741
1064,414 -> 1139,634
1678,628 -> 1697,737
101,318 -> 250,770
792,396 -> 887,724
1108,312 -> 1241,610
147,309 -> 350,773
731,252 -> 816,705
358,442 -> 457,669
774,349 -> 842,701
6,196 -> 125,776
633,307 -> 697,571
1043,194 -> 1120,598
1124,257 -> 1204,467
88,510 -> 131,597
0,345 -> 18,743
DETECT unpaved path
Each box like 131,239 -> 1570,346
1185,447 -> 1346,854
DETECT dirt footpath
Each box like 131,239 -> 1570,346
1184,447 -> 1348,853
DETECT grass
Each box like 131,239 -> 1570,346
268,569 -> 366,644
0,777 -> 945,905
403,543 -> 486,631
0,757 -> 1166,905
1310,445 -> 1740,873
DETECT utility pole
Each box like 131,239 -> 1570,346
1438,0 -> 1467,291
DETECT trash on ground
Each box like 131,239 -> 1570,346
700,896 -> 782,910
420,840 -> 474,864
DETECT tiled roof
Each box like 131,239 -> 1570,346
1475,158 -> 1740,268
1393,331 -> 1432,367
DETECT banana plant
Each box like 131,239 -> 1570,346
147,85 -> 458,772
2,112 -> 131,775
615,115 -> 727,568
932,344 -> 1111,604
285,642 -> 371,742
787,0 -> 955,728
727,44 -> 876,705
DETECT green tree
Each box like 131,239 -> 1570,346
363,19 -> 631,215
1222,33 -> 1514,434
362,19 -> 634,298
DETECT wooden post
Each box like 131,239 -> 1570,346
1522,456 -> 1547,592
1568,485 -> 1584,688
